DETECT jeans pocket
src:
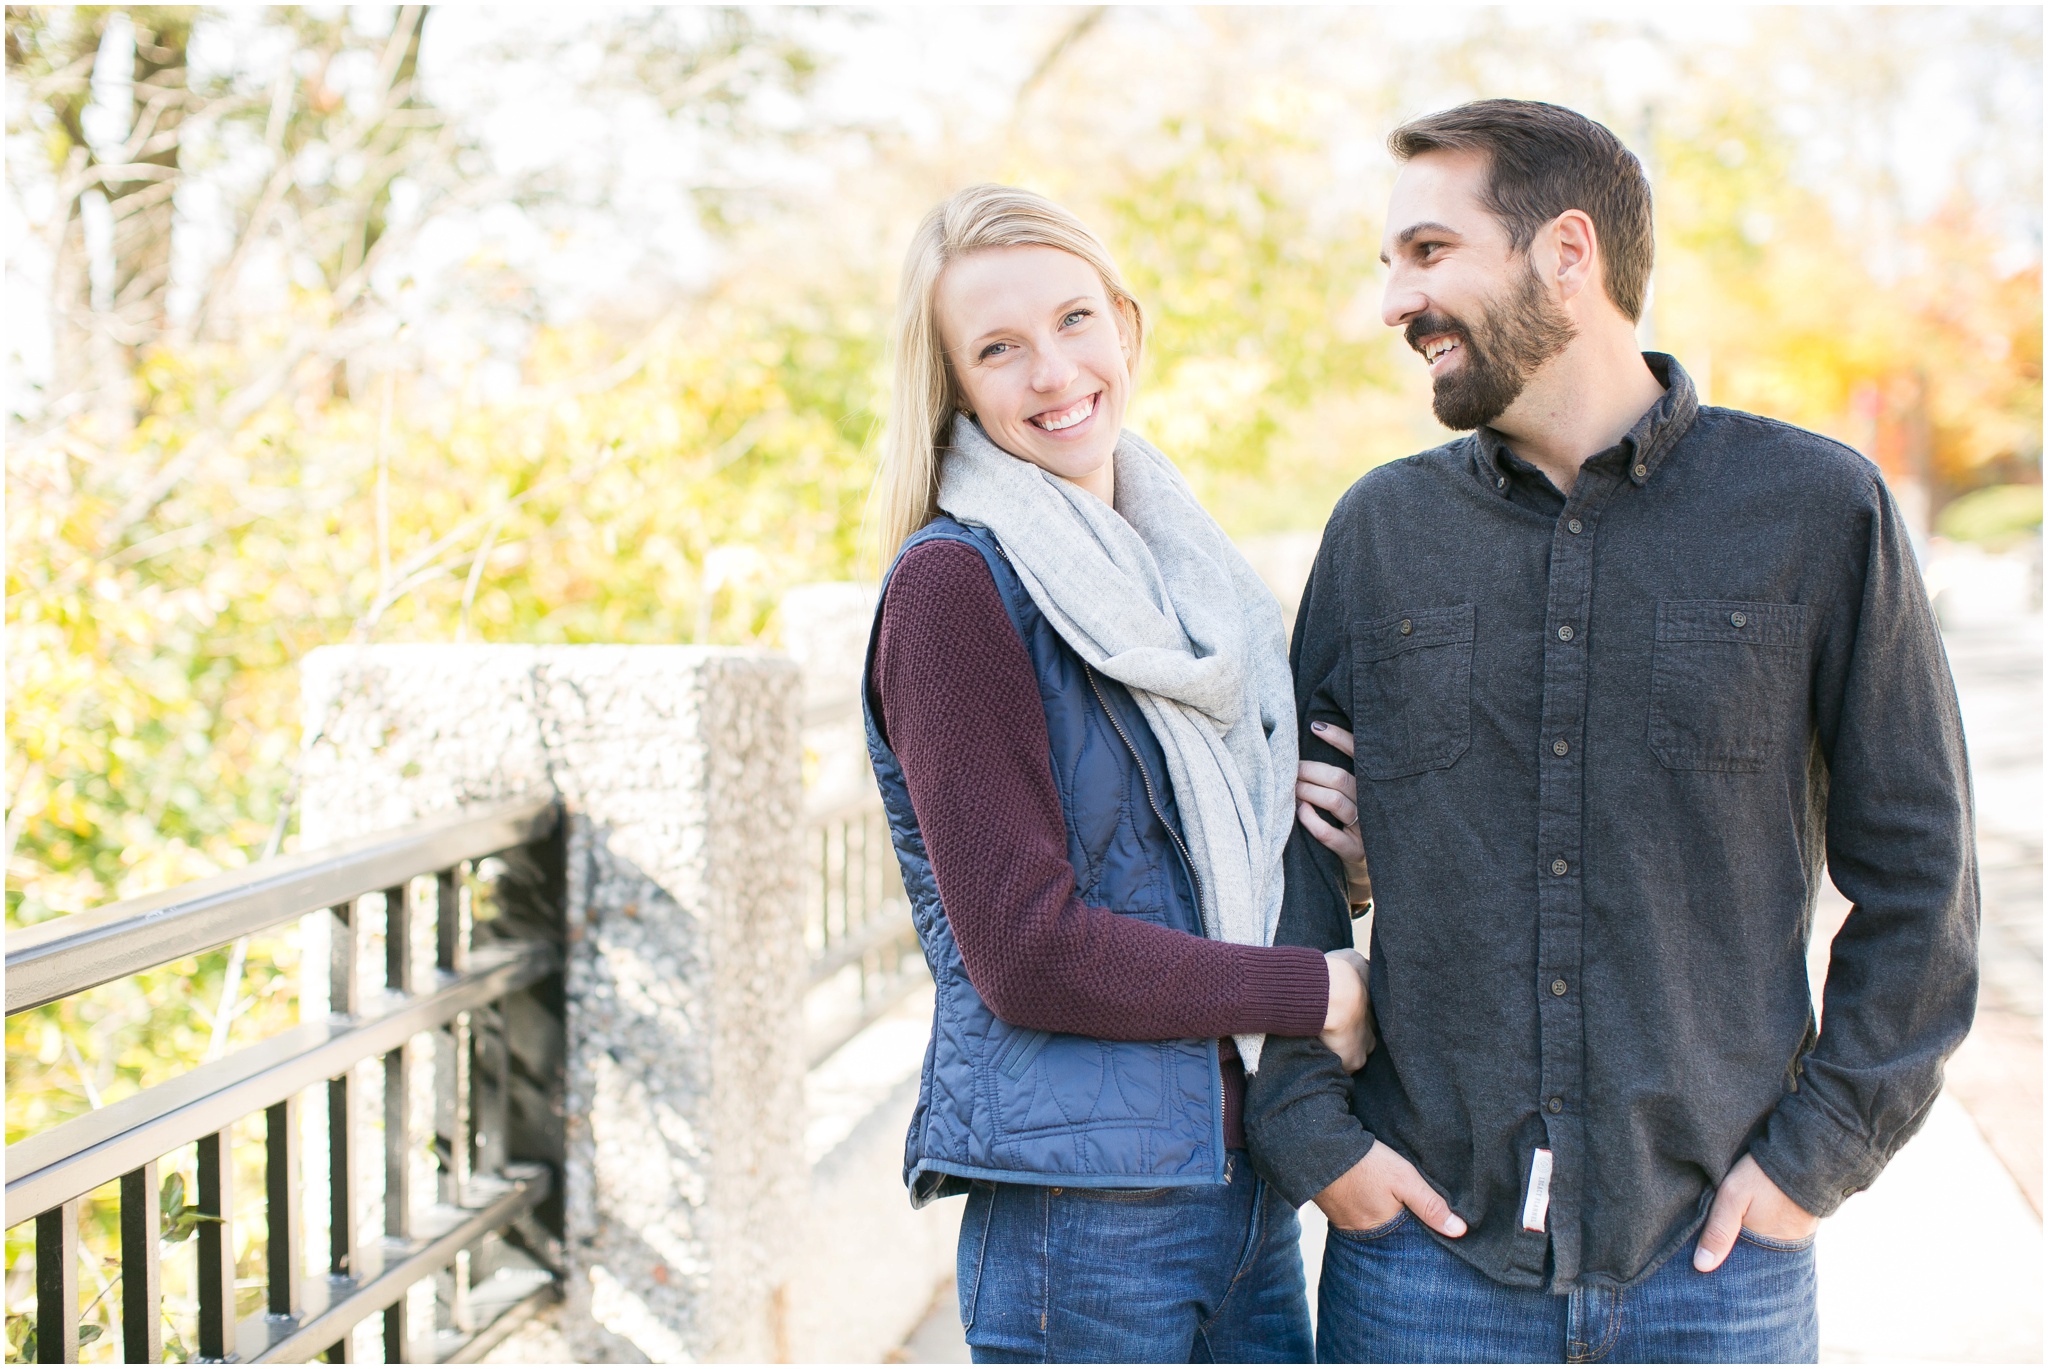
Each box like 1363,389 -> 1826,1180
1648,599 -> 1808,773
1736,1226 -> 1817,1253
1329,1208 -> 1413,1242
1062,1184 -> 1172,1203
1350,606 -> 1474,780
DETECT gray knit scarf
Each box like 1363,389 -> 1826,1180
937,415 -> 1298,1071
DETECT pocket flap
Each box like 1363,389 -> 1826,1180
1656,599 -> 1806,648
1354,604 -> 1475,662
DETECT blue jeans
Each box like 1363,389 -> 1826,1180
1317,1210 -> 1818,1363
957,1151 -> 1314,1362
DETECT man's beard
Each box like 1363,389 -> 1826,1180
1408,262 -> 1577,431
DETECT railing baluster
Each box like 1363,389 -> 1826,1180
436,867 -> 464,976
385,882 -> 413,997
197,1130 -> 236,1361
267,1097 -> 304,1319
121,1160 -> 163,1363
331,898 -> 359,1021
474,1003 -> 509,1180
325,1070 -> 358,1362
35,1196 -> 79,1363
384,880 -> 415,1363
384,1041 -> 413,1363
436,869 -> 471,1203
327,900 -> 359,1362
436,866 -> 474,1342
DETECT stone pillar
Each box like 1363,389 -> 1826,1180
299,645 -> 806,1362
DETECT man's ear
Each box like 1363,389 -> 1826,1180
1550,209 -> 1600,304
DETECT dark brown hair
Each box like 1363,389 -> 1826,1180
1389,99 -> 1654,322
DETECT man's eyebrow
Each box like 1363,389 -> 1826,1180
1380,221 -> 1461,263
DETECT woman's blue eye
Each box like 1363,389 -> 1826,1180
1063,310 -> 1091,326
980,342 -> 1010,359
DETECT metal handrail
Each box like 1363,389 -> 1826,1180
5,940 -> 558,1227
5,794 -> 556,1015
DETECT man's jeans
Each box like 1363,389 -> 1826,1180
956,1151 -> 1313,1363
1318,1210 -> 1818,1364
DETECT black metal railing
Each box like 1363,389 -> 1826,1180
5,796 -> 566,1364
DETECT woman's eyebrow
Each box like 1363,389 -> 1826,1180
964,295 -> 1101,347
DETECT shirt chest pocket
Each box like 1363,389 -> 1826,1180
1649,599 -> 1810,773
1349,605 -> 1475,780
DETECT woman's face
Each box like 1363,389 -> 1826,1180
934,244 -> 1130,502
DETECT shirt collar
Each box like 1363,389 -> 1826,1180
1475,353 -> 1700,493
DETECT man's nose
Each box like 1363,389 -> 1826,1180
1382,275 -> 1427,331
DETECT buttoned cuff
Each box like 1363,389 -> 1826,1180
1748,1088 -> 1887,1219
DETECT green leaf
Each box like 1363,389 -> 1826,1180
160,1170 -> 185,1219
77,1323 -> 103,1345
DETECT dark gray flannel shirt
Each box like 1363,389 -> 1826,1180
1244,354 -> 1979,1292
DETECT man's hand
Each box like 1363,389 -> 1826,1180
1298,721 -> 1371,905
1320,948 -> 1375,1071
1314,1140 -> 1468,1237
1693,1154 -> 1818,1271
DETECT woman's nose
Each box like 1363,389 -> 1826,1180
1030,343 -> 1078,392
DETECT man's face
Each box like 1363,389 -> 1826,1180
1380,149 -> 1576,430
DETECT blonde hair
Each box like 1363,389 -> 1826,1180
874,184 -> 1145,560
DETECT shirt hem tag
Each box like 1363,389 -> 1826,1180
1522,1147 -> 1554,1233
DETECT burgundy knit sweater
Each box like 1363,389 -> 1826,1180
871,538 -> 1330,1147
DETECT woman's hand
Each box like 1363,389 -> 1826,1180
1298,721 -> 1371,907
1320,948 -> 1375,1071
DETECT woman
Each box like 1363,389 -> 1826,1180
862,183 -> 1371,1363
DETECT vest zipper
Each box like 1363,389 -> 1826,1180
1084,661 -> 1227,1176
1083,662 -> 1205,919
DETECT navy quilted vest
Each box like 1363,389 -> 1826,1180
863,517 -> 1226,1205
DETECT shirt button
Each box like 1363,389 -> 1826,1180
1551,978 -> 1568,996
1548,1097 -> 1564,1114
1557,624 -> 1574,642
1633,463 -> 1648,479
1400,618 -> 1413,635
1567,518 -> 1583,534
1552,738 -> 1569,756
1551,858 -> 1569,876
1730,611 -> 1748,628
1496,476 -> 1507,489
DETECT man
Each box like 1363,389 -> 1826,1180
1247,99 -> 1978,1363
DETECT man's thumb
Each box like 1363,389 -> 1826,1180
1693,1195 -> 1744,1272
1402,1180 -> 1467,1238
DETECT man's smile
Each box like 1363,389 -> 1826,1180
1419,334 -> 1463,371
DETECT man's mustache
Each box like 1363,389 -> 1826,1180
1405,313 -> 1473,357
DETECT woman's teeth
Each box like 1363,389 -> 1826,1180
1033,394 -> 1096,432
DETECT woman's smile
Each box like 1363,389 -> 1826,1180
1030,391 -> 1099,434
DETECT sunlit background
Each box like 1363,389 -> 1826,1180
5,6 -> 2041,1361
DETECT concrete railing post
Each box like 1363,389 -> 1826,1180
299,645 -> 806,1362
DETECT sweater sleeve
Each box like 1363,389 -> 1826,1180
873,537 -> 1329,1043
